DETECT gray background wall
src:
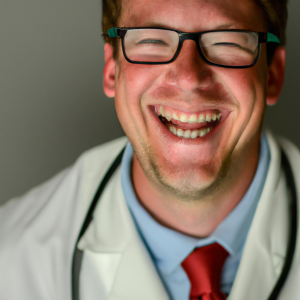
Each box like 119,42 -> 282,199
0,0 -> 299,204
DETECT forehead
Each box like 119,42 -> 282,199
120,0 -> 267,32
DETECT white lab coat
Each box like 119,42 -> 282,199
1,130 -> 300,300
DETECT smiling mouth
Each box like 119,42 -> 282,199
154,105 -> 222,139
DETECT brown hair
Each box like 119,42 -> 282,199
102,0 -> 288,60
257,0 -> 288,45
102,0 -> 122,59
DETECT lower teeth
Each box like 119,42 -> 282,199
168,126 -> 212,139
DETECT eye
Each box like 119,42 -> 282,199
135,39 -> 168,45
212,42 -> 255,55
213,42 -> 243,48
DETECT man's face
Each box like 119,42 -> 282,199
113,0 -> 269,199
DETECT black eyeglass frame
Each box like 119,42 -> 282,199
103,27 -> 281,69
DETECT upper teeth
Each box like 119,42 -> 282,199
158,105 -> 221,123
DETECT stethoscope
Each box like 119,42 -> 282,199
71,147 -> 298,300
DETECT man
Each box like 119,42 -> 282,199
0,0 -> 298,299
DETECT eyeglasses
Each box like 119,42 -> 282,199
103,27 -> 280,69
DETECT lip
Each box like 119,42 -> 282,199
149,105 -> 231,143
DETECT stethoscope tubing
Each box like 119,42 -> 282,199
71,147 -> 297,300
71,147 -> 125,300
267,149 -> 298,299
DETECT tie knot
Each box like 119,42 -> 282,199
181,243 -> 229,300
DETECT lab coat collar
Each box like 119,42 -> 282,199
78,166 -> 170,300
228,130 -> 289,300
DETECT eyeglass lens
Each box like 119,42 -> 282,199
123,29 -> 259,66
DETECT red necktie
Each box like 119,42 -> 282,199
181,243 -> 229,300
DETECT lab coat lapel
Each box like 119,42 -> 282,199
229,131 -> 290,300
78,166 -> 170,300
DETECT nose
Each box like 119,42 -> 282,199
164,40 -> 213,93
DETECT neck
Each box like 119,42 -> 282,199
131,139 -> 260,238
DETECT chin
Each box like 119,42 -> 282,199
146,154 -> 231,201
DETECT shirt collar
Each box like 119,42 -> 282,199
121,132 -> 270,275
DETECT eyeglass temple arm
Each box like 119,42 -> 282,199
107,27 -> 120,38
267,32 -> 280,44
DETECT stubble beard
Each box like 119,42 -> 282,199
134,141 -> 234,202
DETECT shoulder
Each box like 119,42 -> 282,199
266,130 -> 300,174
78,135 -> 128,172
0,136 -> 128,298
0,136 -> 128,233
0,136 -> 128,254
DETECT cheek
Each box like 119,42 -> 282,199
219,63 -> 267,116
115,60 -> 169,117
116,63 -> 158,107
213,62 -> 268,150
114,61 -> 163,137
234,67 -> 268,149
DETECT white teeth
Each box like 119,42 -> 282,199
165,111 -> 172,121
199,129 -> 206,137
179,114 -> 188,122
167,126 -> 212,139
191,130 -> 198,139
199,114 -> 205,123
160,106 -> 164,115
189,114 -> 197,123
177,129 -> 184,137
158,105 -> 221,124
183,130 -> 191,138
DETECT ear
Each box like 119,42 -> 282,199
103,43 -> 116,98
266,47 -> 286,106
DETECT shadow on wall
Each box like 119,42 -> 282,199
0,0 -> 124,203
264,0 -> 300,143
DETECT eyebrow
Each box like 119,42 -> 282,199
123,21 -> 236,31
124,21 -> 170,29
214,23 -> 235,30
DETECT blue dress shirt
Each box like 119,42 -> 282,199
121,133 -> 270,300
